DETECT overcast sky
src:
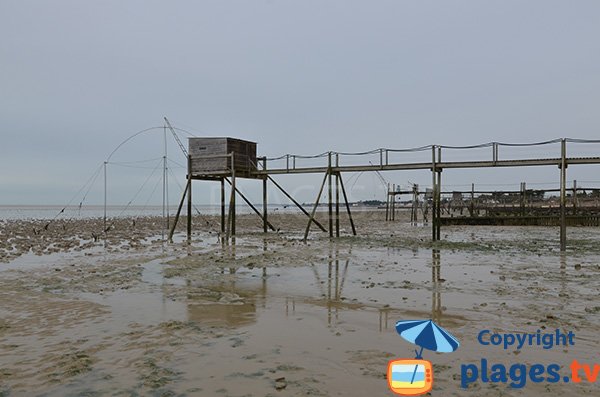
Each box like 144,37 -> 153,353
2,1 -> 600,206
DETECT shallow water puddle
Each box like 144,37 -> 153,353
3,232 -> 600,396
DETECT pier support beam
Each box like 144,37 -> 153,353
338,172 -> 357,235
560,139 -> 567,252
328,153 -> 333,238
103,161 -> 107,234
469,183 -> 475,217
221,178 -> 225,234
187,154 -> 192,243
431,146 -> 437,241
167,182 -> 188,243
429,146 -> 443,239
385,183 -> 390,221
225,181 -> 234,240
231,153 -> 236,238
391,184 -> 396,221
335,155 -> 340,237
411,184 -> 419,225
519,182 -> 525,216
436,147 -> 442,240
225,153 -> 236,241
573,179 -> 578,215
304,170 -> 330,242
263,156 -> 268,233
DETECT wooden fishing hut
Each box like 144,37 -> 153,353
168,137 -> 353,243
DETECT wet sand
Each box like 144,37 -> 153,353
1,210 -> 600,396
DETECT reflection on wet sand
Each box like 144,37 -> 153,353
559,252 -> 567,302
187,301 -> 258,328
181,242 -> 451,336
304,245 -> 355,326
185,267 -> 267,328
379,248 -> 444,331
178,242 -> 363,331
432,249 -> 442,324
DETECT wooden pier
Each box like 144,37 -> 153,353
388,183 -> 600,228
168,136 -> 600,252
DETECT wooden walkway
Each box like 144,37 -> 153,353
251,156 -> 600,175
177,138 -> 600,252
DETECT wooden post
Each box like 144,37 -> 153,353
437,147 -> 442,240
520,182 -> 525,216
335,172 -> 340,237
391,184 -> 394,221
328,152 -> 333,238
385,183 -> 390,221
335,154 -> 340,237
560,139 -> 567,251
412,184 -> 419,225
419,186 -> 423,222
225,153 -> 235,242
168,182 -> 188,242
470,183 -> 475,217
220,178 -> 225,234
263,156 -> 268,233
225,186 -> 233,241
573,179 -> 577,215
303,171 -> 330,241
103,161 -> 107,234
162,129 -> 167,242
187,154 -> 192,243
338,173 -> 357,235
231,152 -> 236,237
410,185 -> 415,224
409,186 -> 414,224
431,146 -> 437,241
523,182 -> 527,215
392,184 -> 400,221
392,184 -> 396,221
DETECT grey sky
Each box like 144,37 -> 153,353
2,1 -> 600,206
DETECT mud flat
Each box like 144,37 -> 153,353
1,210 -> 600,396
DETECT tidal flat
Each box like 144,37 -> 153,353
1,211 -> 599,396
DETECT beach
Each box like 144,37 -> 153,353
1,210 -> 599,396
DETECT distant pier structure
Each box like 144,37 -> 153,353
387,182 -> 600,227
167,136 -> 600,252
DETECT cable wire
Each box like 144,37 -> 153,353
104,159 -> 163,232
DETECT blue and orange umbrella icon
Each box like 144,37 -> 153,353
388,320 -> 460,395
395,319 -> 460,359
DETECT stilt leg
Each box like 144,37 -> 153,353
187,155 -> 192,243
303,171 -> 330,242
338,173 -> 357,236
